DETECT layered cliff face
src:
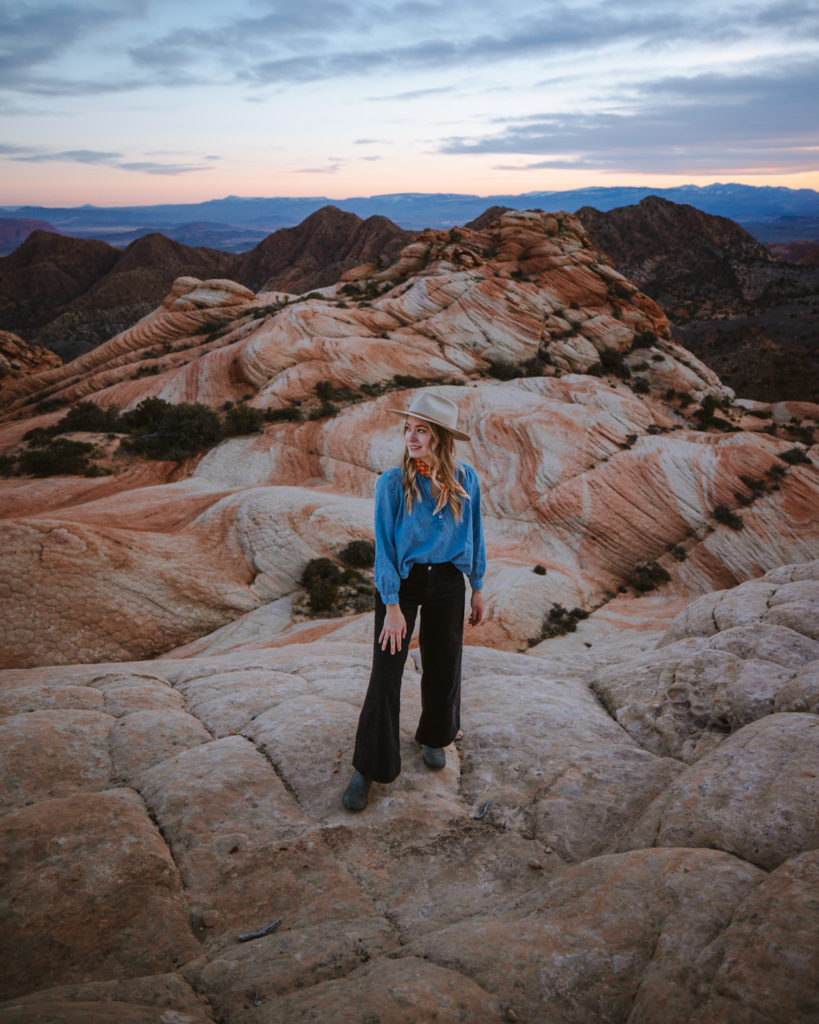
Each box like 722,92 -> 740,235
1,209 -> 817,1023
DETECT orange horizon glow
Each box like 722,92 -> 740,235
3,165 -> 818,210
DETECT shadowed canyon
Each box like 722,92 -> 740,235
1,209 -> 817,1023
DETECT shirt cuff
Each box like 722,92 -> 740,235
381,592 -> 400,605
468,578 -> 483,591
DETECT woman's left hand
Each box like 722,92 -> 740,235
468,590 -> 484,626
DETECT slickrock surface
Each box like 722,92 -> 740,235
0,331 -> 62,381
1,209 -> 818,1022
1,568 -> 817,1022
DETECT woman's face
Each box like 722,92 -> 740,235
404,416 -> 436,460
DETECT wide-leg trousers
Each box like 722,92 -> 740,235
352,562 -> 466,784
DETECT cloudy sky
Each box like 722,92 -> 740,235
1,0 -> 818,206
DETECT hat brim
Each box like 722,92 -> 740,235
387,407 -> 470,441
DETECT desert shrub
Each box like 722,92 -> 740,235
0,454 -> 17,476
632,377 -> 650,395
264,405 -> 302,423
668,545 -> 687,562
695,394 -> 717,426
309,402 -> 338,420
713,504 -> 744,530
486,359 -> 521,381
746,408 -> 773,419
533,564 -> 547,575
302,558 -> 341,590
302,558 -> 341,614
779,447 -> 811,465
628,561 -> 671,592
307,578 -> 338,614
56,401 -> 123,434
392,374 -> 423,389
529,603 -> 589,644
632,329 -> 657,348
510,268 -> 530,282
766,463 -> 788,482
339,540 -> 375,568
600,348 -> 630,378
448,228 -> 462,243
224,403 -> 264,435
608,282 -> 633,300
18,438 -> 94,477
22,426 -> 55,446
33,396 -> 69,413
120,398 -> 222,460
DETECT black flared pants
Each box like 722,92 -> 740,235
352,562 -> 465,784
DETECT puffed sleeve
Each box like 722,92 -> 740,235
374,470 -> 402,604
466,466 -> 486,591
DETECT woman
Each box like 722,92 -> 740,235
343,391 -> 486,812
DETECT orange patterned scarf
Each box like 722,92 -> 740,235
414,459 -> 468,515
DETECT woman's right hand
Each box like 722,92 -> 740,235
379,604 -> 407,654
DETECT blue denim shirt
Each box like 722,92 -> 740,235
374,462 -> 486,604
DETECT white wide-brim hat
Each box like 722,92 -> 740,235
387,391 -> 470,441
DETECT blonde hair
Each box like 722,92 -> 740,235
401,419 -> 464,520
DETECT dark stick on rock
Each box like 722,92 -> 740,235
237,918 -> 283,943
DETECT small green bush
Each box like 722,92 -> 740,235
120,398 -> 222,460
302,558 -> 341,590
632,329 -> 657,348
628,561 -> 670,593
339,540 -> 375,568
264,406 -> 302,423
224,403 -> 264,435
536,603 -> 589,641
302,558 -> 342,614
600,348 -> 630,378
392,374 -> 422,389
487,359 -> 521,381
56,401 -> 123,434
307,578 -> 339,614
779,447 -> 811,465
18,438 -> 95,477
713,504 -> 744,530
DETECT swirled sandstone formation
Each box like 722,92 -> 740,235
0,209 -> 817,1022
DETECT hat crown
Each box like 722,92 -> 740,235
387,390 -> 470,440
406,393 -> 460,432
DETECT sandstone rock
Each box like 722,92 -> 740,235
0,971 -> 213,1023
456,648 -> 683,860
109,708 -> 212,783
402,848 -> 763,1024
0,790 -> 199,1000
687,850 -> 819,1023
621,713 -> 819,869
257,956 -> 506,1023
591,565 -> 819,760
0,709 -> 114,811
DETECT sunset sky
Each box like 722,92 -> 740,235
1,0 -> 818,207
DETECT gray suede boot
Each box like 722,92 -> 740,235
343,770 -> 371,811
420,744 -> 446,770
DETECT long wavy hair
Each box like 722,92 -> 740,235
401,419 -> 465,520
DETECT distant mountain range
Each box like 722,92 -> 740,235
2,183 -> 819,253
2,198 -> 816,403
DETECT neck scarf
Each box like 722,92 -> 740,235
414,459 -> 468,515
